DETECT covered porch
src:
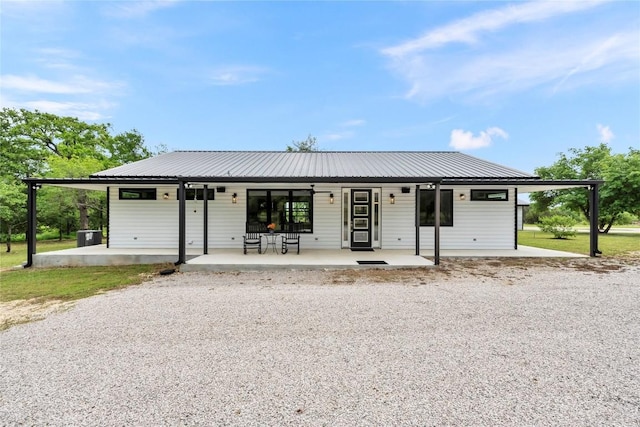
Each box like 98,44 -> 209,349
30,245 -> 586,271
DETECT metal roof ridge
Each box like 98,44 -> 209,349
171,150 -> 461,153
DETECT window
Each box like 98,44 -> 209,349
178,188 -> 215,200
119,188 -> 156,200
420,189 -> 453,226
471,189 -> 508,201
246,190 -> 312,232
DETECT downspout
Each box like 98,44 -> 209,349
415,185 -> 420,256
24,182 -> 38,268
434,182 -> 440,266
177,180 -> 186,265
203,185 -> 208,255
589,184 -> 601,257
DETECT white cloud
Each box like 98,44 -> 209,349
597,124 -> 615,143
380,1 -> 639,102
1,98 -> 113,121
323,132 -> 353,141
382,1 -> 608,57
0,74 -> 124,95
341,119 -> 366,127
103,0 -> 181,19
209,66 -> 269,86
449,127 -> 508,150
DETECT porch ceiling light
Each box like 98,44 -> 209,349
390,193 -> 395,204
232,193 -> 238,204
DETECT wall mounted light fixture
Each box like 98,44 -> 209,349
163,192 -> 170,200
329,193 -> 334,204
390,193 -> 396,204
459,193 -> 466,201
232,193 -> 238,204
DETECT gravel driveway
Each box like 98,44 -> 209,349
2,260 -> 639,426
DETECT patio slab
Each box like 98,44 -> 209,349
29,244 -> 586,270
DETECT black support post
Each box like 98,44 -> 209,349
589,184 -> 601,257
177,180 -> 186,265
514,188 -> 518,250
415,185 -> 420,256
434,182 -> 440,266
203,185 -> 209,255
25,182 -> 38,268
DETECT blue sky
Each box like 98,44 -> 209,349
1,0 -> 638,174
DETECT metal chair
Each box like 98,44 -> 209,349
243,223 -> 263,254
281,223 -> 301,254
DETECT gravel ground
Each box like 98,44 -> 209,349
1,260 -> 640,426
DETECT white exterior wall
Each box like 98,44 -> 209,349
419,186 -> 516,250
108,183 -> 516,251
108,185 -> 179,248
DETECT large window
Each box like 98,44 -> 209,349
119,188 -> 156,200
246,190 -> 312,232
420,189 -> 453,226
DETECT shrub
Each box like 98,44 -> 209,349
538,215 -> 577,239
614,212 -> 638,226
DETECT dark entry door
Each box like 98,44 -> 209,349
350,189 -> 372,248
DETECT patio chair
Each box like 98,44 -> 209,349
243,223 -> 263,254
281,223 -> 301,254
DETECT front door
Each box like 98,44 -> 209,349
350,189 -> 372,248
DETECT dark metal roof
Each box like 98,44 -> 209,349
92,151 -> 536,182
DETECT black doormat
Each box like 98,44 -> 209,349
357,260 -> 388,265
351,248 -> 374,252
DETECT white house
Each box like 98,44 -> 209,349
24,151 -> 603,266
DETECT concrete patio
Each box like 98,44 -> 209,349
29,244 -> 586,270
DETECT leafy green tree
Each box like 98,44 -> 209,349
531,144 -> 640,233
0,178 -> 27,252
0,108 -> 154,240
286,135 -> 319,152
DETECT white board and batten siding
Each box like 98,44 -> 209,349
109,184 -> 516,251
108,185 -> 179,248
420,186 -> 516,250
108,183 -> 342,250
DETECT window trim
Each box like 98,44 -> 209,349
470,189 -> 509,202
119,188 -> 157,200
420,189 -> 454,227
246,189 -> 313,233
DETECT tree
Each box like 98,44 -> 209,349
286,135 -> 319,152
0,108 -> 155,247
0,179 -> 27,252
531,144 -> 640,232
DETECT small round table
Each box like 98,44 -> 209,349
262,233 -> 280,254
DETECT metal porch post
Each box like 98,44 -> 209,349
203,185 -> 208,255
589,184 -> 601,257
177,180 -> 186,265
25,182 -> 38,268
434,182 -> 440,266
514,188 -> 518,250
415,185 -> 420,256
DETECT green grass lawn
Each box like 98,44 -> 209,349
518,230 -> 640,257
0,264 -> 166,303
1,240 -> 172,305
0,240 -> 77,269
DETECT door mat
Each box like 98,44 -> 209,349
357,260 -> 388,265
351,248 -> 374,252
